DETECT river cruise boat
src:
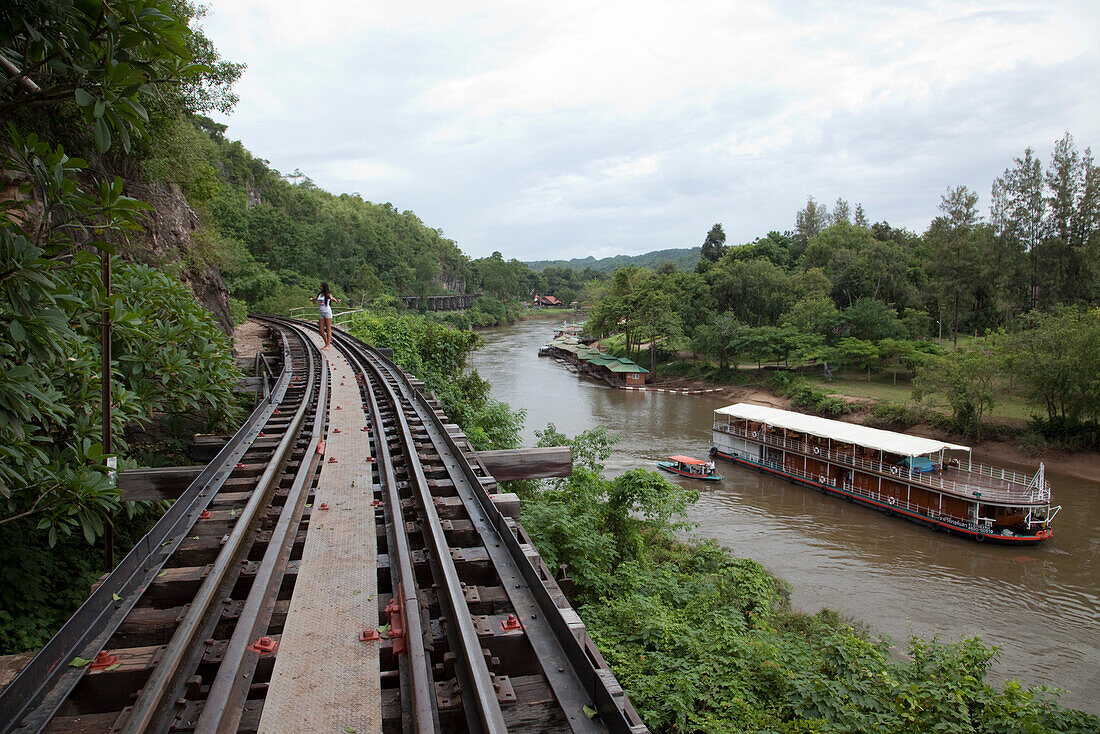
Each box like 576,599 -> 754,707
711,403 -> 1058,544
658,455 -> 723,481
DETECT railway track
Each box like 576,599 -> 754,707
0,318 -> 648,733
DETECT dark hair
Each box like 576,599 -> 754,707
319,282 -> 331,300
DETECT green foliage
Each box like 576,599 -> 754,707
1,0 -> 241,153
791,385 -> 853,417
516,425 -> 1098,733
466,294 -> 520,327
914,339 -> 1004,439
208,156 -> 470,310
0,501 -> 164,653
518,425 -> 697,594
137,116 -> 222,203
1026,417 -> 1100,452
1003,308 -> 1100,423
865,401 -> 922,430
0,131 -> 242,543
770,373 -> 855,417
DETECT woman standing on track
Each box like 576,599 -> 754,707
314,282 -> 339,349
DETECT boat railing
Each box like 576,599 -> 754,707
729,452 -> 984,530
714,423 -> 1051,504
837,482 -> 993,533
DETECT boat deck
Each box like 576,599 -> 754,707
713,423 -> 1049,505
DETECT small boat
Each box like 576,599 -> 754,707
658,455 -> 723,481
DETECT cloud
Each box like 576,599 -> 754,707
201,0 -> 1100,259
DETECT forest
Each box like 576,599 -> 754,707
1,1 -> 1098,731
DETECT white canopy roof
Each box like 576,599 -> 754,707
714,403 -> 970,457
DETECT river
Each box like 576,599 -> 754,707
468,316 -> 1100,714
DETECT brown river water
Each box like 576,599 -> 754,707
468,316 -> 1100,714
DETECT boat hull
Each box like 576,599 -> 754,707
711,448 -> 1050,545
658,462 -> 722,481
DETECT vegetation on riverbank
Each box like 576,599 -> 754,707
513,426 -> 1100,733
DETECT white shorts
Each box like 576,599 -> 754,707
319,306 -> 333,319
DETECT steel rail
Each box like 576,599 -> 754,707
119,326 -> 321,733
0,328 -> 296,734
346,341 -> 438,733
336,326 -> 640,733
389,368 -> 607,733
194,322 -> 328,733
338,330 -> 508,734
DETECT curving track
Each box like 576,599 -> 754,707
0,318 -> 648,733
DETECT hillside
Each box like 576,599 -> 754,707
526,247 -> 700,273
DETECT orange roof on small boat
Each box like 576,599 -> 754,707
667,455 -> 708,465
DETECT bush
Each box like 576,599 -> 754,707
656,360 -> 695,377
790,384 -> 853,416
229,297 -> 249,325
1026,417 -> 1100,452
866,401 -> 922,430
770,370 -> 804,396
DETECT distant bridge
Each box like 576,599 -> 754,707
399,293 -> 475,311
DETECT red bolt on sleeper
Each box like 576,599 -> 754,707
501,614 -> 522,631
90,650 -> 119,671
328,457 -> 338,464
360,629 -> 382,642
199,510 -> 212,520
319,503 -> 330,510
246,636 -> 279,655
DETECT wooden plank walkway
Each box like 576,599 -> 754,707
259,337 -> 381,734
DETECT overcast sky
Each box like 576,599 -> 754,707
201,1 -> 1099,261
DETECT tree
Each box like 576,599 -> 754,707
940,185 -> 981,229
781,296 -> 839,337
876,338 -> 918,385
1033,133 -> 1100,305
838,298 -> 905,342
854,203 -> 869,228
1,0 -> 241,152
692,312 -> 745,370
633,289 -> 682,373
833,198 -> 851,224
700,223 -> 727,263
707,257 -> 791,326
0,132 -> 242,540
729,231 -> 793,269
914,340 -> 1003,440
1003,308 -> 1100,423
991,147 -> 1045,253
734,327 -> 779,369
925,187 -> 983,345
795,196 -> 830,242
834,338 -> 879,380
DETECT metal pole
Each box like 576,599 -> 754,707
102,254 -> 114,570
